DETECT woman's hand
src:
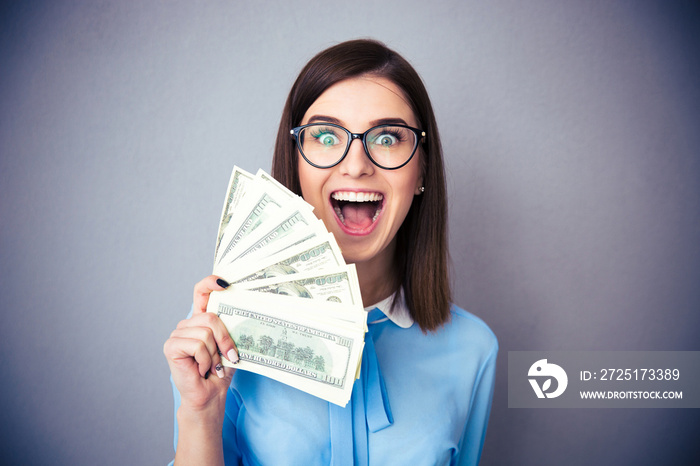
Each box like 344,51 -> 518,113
163,275 -> 239,417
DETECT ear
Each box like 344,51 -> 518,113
414,175 -> 424,195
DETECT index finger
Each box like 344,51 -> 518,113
193,275 -> 230,314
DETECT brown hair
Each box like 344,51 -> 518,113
272,39 -> 450,332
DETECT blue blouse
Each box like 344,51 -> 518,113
170,298 -> 498,465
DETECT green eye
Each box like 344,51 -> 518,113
310,128 -> 341,147
321,134 -> 339,146
368,127 -> 408,151
376,134 -> 397,147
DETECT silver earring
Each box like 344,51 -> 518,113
420,186 -> 425,193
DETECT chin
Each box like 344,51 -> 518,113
334,232 -> 392,267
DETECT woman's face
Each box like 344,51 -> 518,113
297,76 -> 423,270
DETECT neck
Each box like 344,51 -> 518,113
354,241 -> 398,308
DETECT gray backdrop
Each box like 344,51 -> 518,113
1,1 -> 698,465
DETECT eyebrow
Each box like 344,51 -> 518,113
370,117 -> 410,127
305,115 -> 411,128
306,115 -> 343,125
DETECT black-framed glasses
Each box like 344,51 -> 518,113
290,123 -> 426,170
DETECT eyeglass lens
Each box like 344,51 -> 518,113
297,124 -> 418,169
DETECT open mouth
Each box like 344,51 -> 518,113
331,191 -> 384,231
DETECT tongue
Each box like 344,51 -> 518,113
341,203 -> 376,229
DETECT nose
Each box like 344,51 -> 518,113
338,137 -> 374,178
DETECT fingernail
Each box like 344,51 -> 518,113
216,278 -> 230,289
215,363 -> 224,379
227,349 -> 239,364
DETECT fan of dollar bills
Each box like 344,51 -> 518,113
207,166 -> 367,407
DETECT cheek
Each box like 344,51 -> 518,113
415,150 -> 425,188
395,162 -> 423,202
388,180 -> 419,224
297,157 -> 313,199
396,192 -> 416,223
297,163 -> 326,209
389,167 -> 422,223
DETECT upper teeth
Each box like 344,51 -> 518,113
332,192 -> 383,202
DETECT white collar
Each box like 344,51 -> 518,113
364,288 -> 414,329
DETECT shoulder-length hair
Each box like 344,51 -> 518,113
272,39 -> 450,332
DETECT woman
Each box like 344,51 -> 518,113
164,39 -> 498,465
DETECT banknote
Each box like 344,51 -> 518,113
226,228 -> 324,270
222,210 -> 326,265
215,185 -> 286,266
208,290 -> 365,406
235,265 -> 362,307
214,166 -> 255,259
220,233 -> 344,284
256,168 -> 311,210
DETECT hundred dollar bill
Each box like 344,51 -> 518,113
235,265 -> 362,307
225,228 -> 323,270
256,169 -> 310,209
214,166 -> 255,259
223,210 -> 326,265
215,228 -> 325,277
220,232 -> 344,284
208,290 -> 365,406
215,184 -> 286,266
